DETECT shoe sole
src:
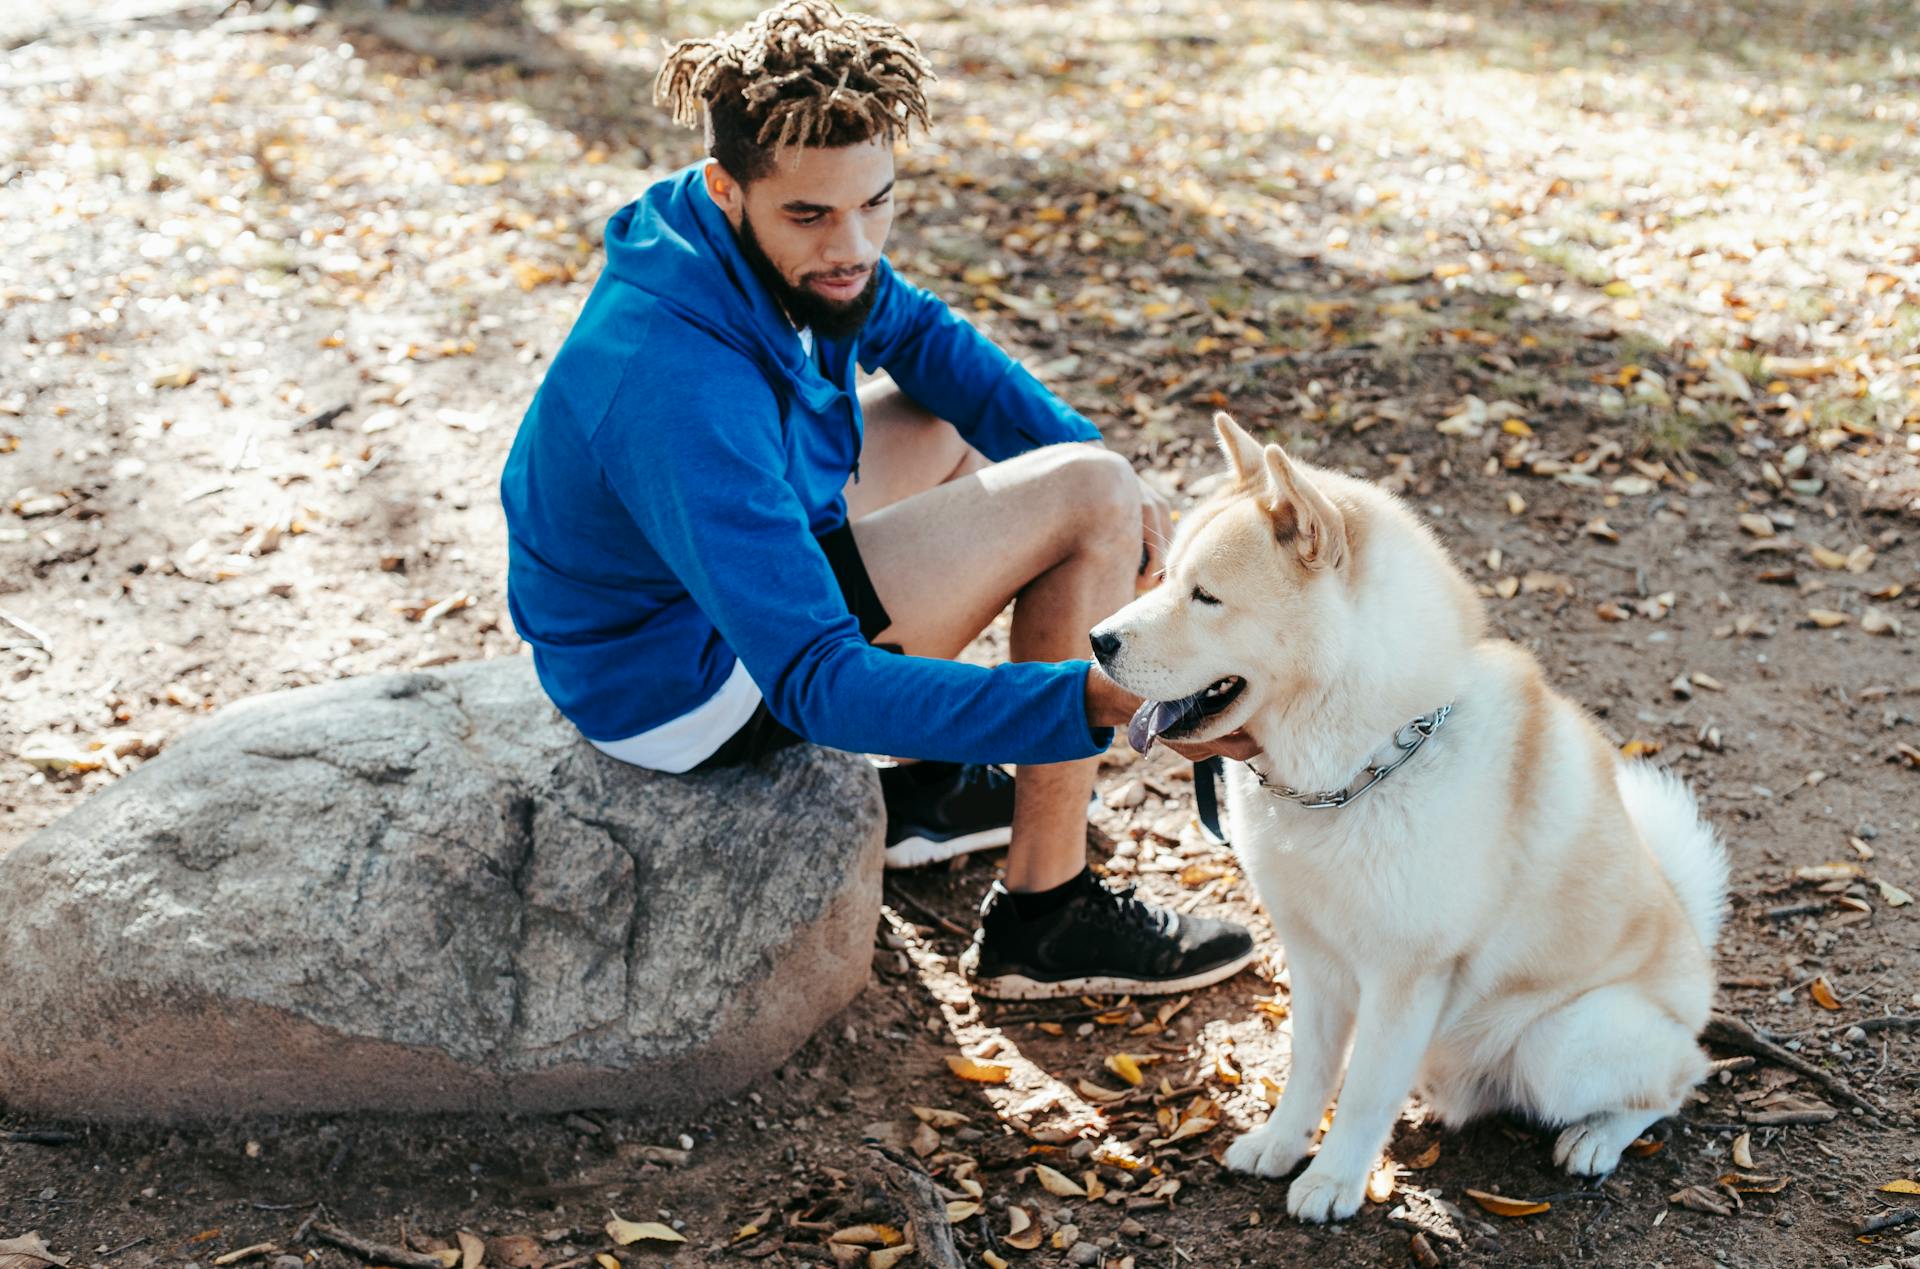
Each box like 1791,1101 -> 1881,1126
967,948 -> 1258,1001
882,793 -> 1099,871
883,826 -> 1013,871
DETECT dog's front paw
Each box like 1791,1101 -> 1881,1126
1223,1122 -> 1309,1179
1551,1111 -> 1644,1177
1286,1162 -> 1367,1224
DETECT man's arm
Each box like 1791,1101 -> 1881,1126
857,261 -> 1100,462
595,329 -> 1114,765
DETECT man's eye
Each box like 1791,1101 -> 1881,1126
792,214 -> 823,227
1192,586 -> 1220,606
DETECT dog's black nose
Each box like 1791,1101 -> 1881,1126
1090,628 -> 1121,665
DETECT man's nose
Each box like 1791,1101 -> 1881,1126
825,217 -> 872,267
1090,628 -> 1121,665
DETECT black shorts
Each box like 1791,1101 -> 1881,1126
695,522 -> 895,770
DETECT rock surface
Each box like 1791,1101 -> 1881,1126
0,657 -> 884,1120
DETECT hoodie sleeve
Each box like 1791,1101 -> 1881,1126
857,261 -> 1102,462
591,328 -> 1113,765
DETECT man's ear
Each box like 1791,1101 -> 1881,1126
1213,412 -> 1266,490
1260,444 -> 1347,571
704,161 -> 744,224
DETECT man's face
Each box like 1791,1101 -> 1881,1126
706,137 -> 896,339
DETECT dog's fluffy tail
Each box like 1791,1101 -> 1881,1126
1616,761 -> 1729,951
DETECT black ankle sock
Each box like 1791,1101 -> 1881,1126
1007,867 -> 1093,922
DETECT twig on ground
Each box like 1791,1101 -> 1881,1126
309,1223 -> 447,1269
1855,1208 -> 1920,1236
294,403 -> 352,431
883,885 -> 971,940
0,1128 -> 77,1145
1742,1108 -> 1839,1127
102,1238 -> 149,1259
985,1003 -> 1111,1027
1703,1012 -> 1885,1121
0,610 -> 52,658
1832,1015 -> 1920,1036
867,1143 -> 965,1269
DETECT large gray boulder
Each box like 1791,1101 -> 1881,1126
0,657 -> 884,1120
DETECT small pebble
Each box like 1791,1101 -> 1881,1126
272,1257 -> 304,1269
1068,1241 -> 1100,1267
1845,1026 -> 1867,1044
677,1133 -> 695,1151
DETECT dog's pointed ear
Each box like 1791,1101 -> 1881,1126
1260,444 -> 1347,571
1214,412 -> 1266,490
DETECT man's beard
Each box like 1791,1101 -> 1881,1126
736,210 -> 880,342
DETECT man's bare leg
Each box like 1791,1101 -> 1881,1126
846,378 -> 1140,893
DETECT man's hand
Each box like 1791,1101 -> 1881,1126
1136,474 -> 1173,583
1162,728 -> 1264,763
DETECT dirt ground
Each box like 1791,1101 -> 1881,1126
3,0 -> 1918,1266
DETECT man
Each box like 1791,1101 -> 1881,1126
499,0 -> 1256,1000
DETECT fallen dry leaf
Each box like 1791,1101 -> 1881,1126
1366,1161 -> 1397,1204
1877,879 -> 1913,907
1404,1141 -> 1442,1170
1626,1137 -> 1664,1157
1034,1163 -> 1087,1197
1806,608 -> 1851,628
1731,1132 -> 1754,1169
1669,1185 -> 1735,1215
1861,608 -> 1902,637
945,1055 -> 1011,1083
1466,1189 -> 1550,1217
483,1238 -> 542,1269
605,1218 -> 685,1246
1808,545 -> 1849,569
1717,1173 -> 1792,1194
457,1232 -> 485,1269
0,1234 -> 70,1269
868,1241 -> 914,1269
1105,1052 -> 1146,1086
1005,1207 -> 1043,1251
1809,976 -> 1842,1011
944,1201 -> 980,1223
827,1226 -> 902,1248
1881,1179 -> 1920,1195
1794,862 -> 1863,882
910,1105 -> 969,1129
1738,513 -> 1775,538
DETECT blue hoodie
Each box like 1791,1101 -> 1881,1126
499,163 -> 1115,764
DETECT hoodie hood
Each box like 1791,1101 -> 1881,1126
601,163 -> 840,413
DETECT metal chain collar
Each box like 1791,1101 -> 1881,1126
1245,703 -> 1454,810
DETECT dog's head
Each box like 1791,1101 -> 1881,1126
1092,412 -> 1355,752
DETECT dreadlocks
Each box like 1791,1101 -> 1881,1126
653,0 -> 934,182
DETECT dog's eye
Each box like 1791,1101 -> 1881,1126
1191,586 -> 1221,606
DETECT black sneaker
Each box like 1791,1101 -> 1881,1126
959,875 -> 1256,1000
879,762 -> 1017,870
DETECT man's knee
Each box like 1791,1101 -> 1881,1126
1046,447 -> 1141,555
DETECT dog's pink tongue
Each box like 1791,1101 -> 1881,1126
1127,699 -> 1187,753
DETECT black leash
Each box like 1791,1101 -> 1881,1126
1192,755 -> 1229,845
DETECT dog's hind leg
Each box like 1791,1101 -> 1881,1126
1505,984 -> 1708,1177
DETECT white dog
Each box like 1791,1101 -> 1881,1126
1091,413 -> 1727,1224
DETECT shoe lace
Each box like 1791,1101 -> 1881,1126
1083,881 -> 1174,952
